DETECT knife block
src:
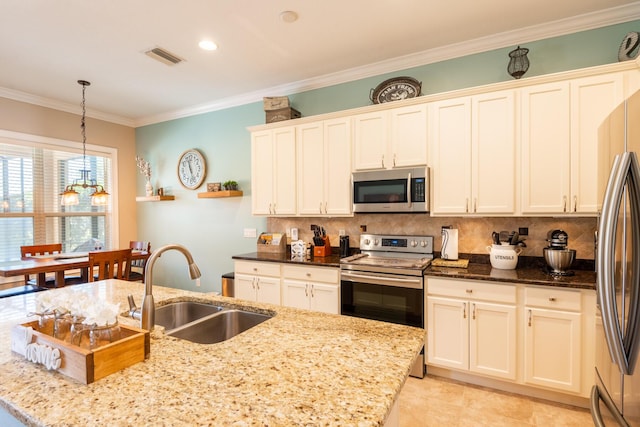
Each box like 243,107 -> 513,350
313,236 -> 331,257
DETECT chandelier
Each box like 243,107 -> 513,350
60,80 -> 109,206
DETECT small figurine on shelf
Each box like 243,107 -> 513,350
135,156 -> 153,196
223,180 -> 238,191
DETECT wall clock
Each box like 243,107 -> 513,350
370,76 -> 422,104
177,149 -> 206,189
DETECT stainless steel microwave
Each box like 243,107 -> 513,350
352,167 -> 429,213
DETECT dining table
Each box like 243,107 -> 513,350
0,250 -> 150,288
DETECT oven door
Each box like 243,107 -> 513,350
340,269 -> 423,328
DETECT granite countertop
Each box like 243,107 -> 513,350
0,280 -> 423,426
232,252 -> 597,290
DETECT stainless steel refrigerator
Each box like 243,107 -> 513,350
592,89 -> 640,426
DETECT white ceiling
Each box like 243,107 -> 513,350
1,0 -> 639,127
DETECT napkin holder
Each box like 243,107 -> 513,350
257,232 -> 287,254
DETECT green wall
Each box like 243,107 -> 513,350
135,20 -> 639,292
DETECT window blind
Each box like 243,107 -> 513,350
0,138 -> 113,262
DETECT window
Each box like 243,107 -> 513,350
0,131 -> 114,262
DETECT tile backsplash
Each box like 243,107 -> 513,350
267,215 -> 598,260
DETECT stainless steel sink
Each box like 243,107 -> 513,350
167,309 -> 272,344
155,301 -> 224,330
154,301 -> 273,344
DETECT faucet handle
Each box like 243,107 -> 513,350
127,294 -> 141,320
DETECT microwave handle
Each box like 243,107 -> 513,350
407,172 -> 412,208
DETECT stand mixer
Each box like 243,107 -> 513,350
543,229 -> 576,276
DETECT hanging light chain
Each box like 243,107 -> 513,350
78,79 -> 90,173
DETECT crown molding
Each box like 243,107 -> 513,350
2,3 -> 639,128
0,86 -> 136,127
136,2 -> 640,126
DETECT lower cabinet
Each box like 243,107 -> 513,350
524,286 -> 582,393
234,260 -> 340,314
427,278 -> 517,380
234,261 -> 282,305
282,265 -> 340,314
426,277 -> 596,398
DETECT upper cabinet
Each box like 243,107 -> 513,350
251,127 -> 297,216
520,74 -> 624,214
430,91 -> 516,215
297,118 -> 352,216
353,104 -> 428,170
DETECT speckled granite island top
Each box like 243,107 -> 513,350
0,280 -> 423,426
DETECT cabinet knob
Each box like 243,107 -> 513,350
548,297 -> 556,302
306,272 -> 311,277
466,289 -> 473,294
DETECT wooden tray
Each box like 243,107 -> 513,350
19,320 -> 150,384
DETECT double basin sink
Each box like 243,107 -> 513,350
155,301 -> 273,344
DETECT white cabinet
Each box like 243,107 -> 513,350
297,118 -> 352,216
353,104 -> 427,170
251,127 -> 297,215
524,286 -> 582,393
429,91 -> 516,214
282,265 -> 340,314
520,73 -> 623,214
234,261 -> 281,305
427,278 -> 517,380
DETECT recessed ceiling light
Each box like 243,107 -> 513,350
279,11 -> 298,23
199,40 -> 218,51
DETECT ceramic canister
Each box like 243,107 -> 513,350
486,244 -> 522,270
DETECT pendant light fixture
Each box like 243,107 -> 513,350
60,80 -> 109,206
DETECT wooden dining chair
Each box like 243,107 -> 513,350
20,244 -> 83,287
88,248 -> 132,281
128,241 -> 151,282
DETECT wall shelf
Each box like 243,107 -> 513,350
136,195 -> 175,202
197,190 -> 243,199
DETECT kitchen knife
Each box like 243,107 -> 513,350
492,231 -> 500,245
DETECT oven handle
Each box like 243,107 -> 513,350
340,271 -> 423,289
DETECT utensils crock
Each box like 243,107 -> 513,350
487,244 -> 522,270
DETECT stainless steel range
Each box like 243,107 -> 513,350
340,234 -> 433,378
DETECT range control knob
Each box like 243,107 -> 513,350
374,239 -> 380,246
410,240 -> 418,247
420,240 -> 428,247
363,238 -> 371,246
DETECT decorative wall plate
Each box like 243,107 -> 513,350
370,76 -> 422,104
618,31 -> 640,62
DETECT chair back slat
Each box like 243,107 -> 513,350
88,249 -> 132,281
20,244 -> 63,285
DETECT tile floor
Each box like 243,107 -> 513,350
398,375 -> 593,426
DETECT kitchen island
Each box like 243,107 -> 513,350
0,280 -> 424,426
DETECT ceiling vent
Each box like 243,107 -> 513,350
145,47 -> 184,66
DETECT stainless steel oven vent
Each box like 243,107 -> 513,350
145,47 -> 184,66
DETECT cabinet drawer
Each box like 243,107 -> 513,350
525,286 -> 581,311
282,265 -> 339,284
235,261 -> 281,277
427,278 -> 516,304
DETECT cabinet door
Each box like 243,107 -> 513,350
282,279 -> 310,310
429,98 -> 472,214
520,82 -> 571,213
324,118 -> 352,215
524,307 -> 581,393
272,127 -> 297,215
256,276 -> 282,305
472,91 -> 516,214
427,296 -> 468,370
354,111 -> 388,170
390,104 -> 427,168
297,122 -> 325,215
251,131 -> 275,215
234,274 -> 257,302
309,282 -> 340,314
570,74 -> 624,213
469,301 -> 517,380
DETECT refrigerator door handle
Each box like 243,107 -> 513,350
625,152 -> 640,375
597,152 -> 638,374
